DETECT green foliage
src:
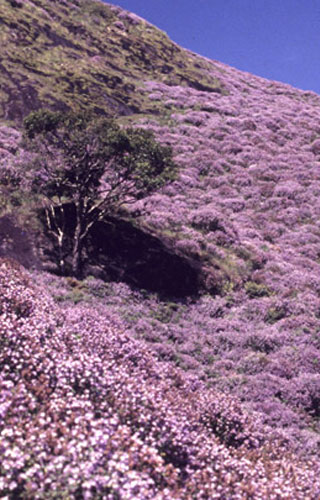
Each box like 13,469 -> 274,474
244,281 -> 272,299
23,109 -> 92,139
24,109 -> 177,202
116,127 -> 177,195
23,110 -> 64,139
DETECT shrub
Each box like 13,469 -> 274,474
245,281 -> 272,298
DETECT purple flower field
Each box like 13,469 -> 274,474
100,58 -> 320,459
1,258 -> 320,498
2,0 -> 320,496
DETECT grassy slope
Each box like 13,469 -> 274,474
0,0 -> 224,123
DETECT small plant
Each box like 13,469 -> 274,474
265,305 -> 287,324
244,281 -> 271,298
84,1 -> 114,20
7,0 -> 22,7
150,301 -> 181,323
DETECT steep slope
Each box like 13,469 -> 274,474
2,0 -> 320,470
120,68 -> 320,453
1,258 -> 320,499
0,0 -> 223,123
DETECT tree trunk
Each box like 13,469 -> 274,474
71,237 -> 82,278
57,233 -> 66,275
71,202 -> 84,278
45,205 -> 66,275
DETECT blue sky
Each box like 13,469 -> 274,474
105,0 -> 320,94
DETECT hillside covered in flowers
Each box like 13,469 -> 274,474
1,258 -> 320,498
2,0 -> 320,497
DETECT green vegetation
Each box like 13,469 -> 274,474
0,0 -> 225,125
244,281 -> 272,299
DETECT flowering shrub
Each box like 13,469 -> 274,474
2,259 -> 320,498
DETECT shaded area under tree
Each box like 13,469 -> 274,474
0,211 -> 219,299
86,217 -> 211,299
41,204 -> 216,298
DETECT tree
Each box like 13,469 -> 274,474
22,110 -> 177,277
